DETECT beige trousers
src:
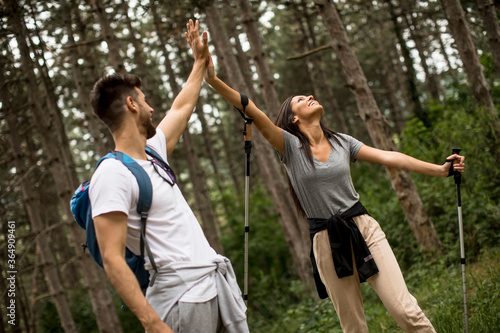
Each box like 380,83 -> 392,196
313,214 -> 436,333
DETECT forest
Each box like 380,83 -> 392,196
1,0 -> 499,332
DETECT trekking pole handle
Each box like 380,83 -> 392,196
244,120 -> 253,141
451,148 -> 462,184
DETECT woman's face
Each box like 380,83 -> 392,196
290,95 -> 323,124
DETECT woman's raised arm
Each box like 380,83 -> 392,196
204,54 -> 284,154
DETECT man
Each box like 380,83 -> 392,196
89,20 -> 248,333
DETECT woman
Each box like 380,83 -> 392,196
202,51 -> 464,332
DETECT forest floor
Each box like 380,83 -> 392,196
249,247 -> 500,333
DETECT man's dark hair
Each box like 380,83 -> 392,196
90,73 -> 142,132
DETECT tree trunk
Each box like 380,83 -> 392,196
381,47 -> 407,134
236,0 -> 280,119
404,13 -> 441,101
222,0 -> 259,101
428,16 -> 458,82
150,3 -> 224,253
27,24 -> 81,185
28,248 -> 40,333
194,98 -> 232,218
194,98 -> 223,184
5,1 -> 123,331
298,0 -> 348,133
209,95 -> 244,197
205,2 -> 314,288
385,0 -> 428,126
120,0 -> 162,124
5,106 -> 77,333
314,0 -> 442,252
61,0 -> 110,156
182,128 -> 224,254
71,0 -> 115,148
442,0 -> 500,133
72,2 -> 105,81
90,0 -> 125,73
61,0 -> 112,156
476,0 -> 500,77
0,216 -> 24,333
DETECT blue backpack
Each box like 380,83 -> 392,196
70,146 -> 166,290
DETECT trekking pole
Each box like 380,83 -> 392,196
235,94 -> 252,306
451,148 -> 469,333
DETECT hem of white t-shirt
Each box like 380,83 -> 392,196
179,288 -> 217,303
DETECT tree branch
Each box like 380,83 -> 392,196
286,44 -> 333,60
61,38 -> 103,49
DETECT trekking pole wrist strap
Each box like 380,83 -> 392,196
234,93 -> 254,126
444,159 -> 455,177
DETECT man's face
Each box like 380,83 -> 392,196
134,88 -> 156,139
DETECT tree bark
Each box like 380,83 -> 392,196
4,104 -> 77,333
314,0 -> 442,252
194,98 -> 223,185
61,0 -> 110,156
385,0 -> 428,126
476,0 -> 500,77
5,1 -> 123,331
90,0 -> 125,73
182,128 -> 224,254
298,0 -> 348,133
150,3 -> 224,253
404,12 -> 441,101
72,2 -> 104,81
381,44 -> 407,134
194,98 -> 232,218
205,2 -> 314,287
442,0 -> 500,133
120,0 -> 162,124
222,0 -> 259,102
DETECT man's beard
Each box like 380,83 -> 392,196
141,107 -> 156,139
145,119 -> 156,139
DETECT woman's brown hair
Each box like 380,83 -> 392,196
274,96 -> 341,217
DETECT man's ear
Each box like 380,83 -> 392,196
126,96 -> 138,112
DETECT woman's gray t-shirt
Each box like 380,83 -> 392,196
280,129 -> 364,219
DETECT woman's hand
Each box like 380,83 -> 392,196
442,153 -> 465,177
204,53 -> 215,83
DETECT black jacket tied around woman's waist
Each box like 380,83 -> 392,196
308,202 -> 379,299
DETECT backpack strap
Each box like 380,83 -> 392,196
145,145 -> 164,163
113,152 -> 153,216
108,151 -> 159,287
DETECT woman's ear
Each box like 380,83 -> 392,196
292,116 -> 299,124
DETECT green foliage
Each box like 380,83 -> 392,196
37,287 -> 142,332
251,247 -> 500,333
400,104 -> 500,259
3,0 -> 500,331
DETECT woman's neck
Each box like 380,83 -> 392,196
300,122 -> 324,146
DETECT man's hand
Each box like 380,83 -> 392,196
185,19 -> 208,62
144,320 -> 175,333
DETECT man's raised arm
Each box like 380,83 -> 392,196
157,19 -> 209,156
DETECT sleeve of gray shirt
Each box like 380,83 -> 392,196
278,129 -> 298,164
278,129 -> 364,163
337,133 -> 364,162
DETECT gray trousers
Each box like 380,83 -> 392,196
165,296 -> 225,333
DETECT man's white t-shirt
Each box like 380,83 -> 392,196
89,129 -> 217,303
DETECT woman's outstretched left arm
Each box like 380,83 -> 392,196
355,145 -> 465,177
